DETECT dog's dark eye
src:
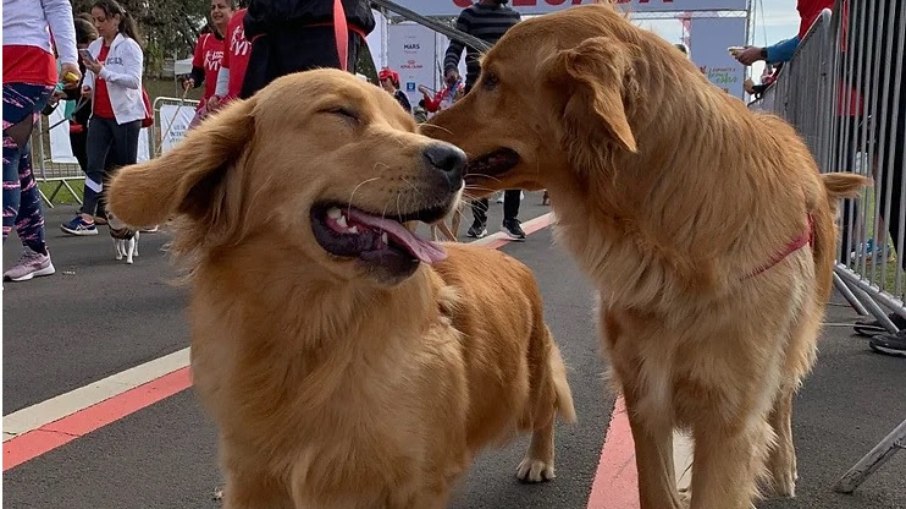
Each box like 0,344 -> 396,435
483,72 -> 500,91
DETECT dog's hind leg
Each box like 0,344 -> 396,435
134,231 -> 140,257
114,239 -> 123,260
766,386 -> 797,498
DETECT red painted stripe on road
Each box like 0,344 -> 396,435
587,397 -> 640,509
4,367 -> 192,471
3,213 -> 556,471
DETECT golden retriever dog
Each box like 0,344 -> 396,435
107,69 -> 575,509
423,4 -> 868,508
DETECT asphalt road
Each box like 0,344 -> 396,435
4,197 -> 905,508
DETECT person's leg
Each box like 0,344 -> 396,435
502,189 -> 525,240
15,143 -> 48,254
62,117 -> 111,235
3,83 -> 51,242
468,198 -> 488,238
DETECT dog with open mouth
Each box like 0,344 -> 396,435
423,4 -> 869,508
107,69 -> 575,509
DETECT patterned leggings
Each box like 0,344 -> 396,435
2,83 -> 53,254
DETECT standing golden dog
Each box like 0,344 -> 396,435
107,70 -> 575,509
424,4 -> 868,508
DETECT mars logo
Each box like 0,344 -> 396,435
404,43 -> 420,50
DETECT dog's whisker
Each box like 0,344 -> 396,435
347,176 -> 382,216
423,124 -> 454,136
466,173 -> 504,183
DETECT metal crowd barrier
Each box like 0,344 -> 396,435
29,96 -> 195,208
31,115 -> 84,208
750,0 -> 906,494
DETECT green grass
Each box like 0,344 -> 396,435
38,180 -> 83,206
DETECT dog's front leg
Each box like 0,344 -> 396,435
114,239 -> 123,260
690,411 -> 772,509
133,231 -> 139,256
624,393 -> 686,509
125,238 -> 135,264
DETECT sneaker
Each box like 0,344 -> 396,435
467,222 -> 488,239
3,248 -> 55,282
61,216 -> 98,236
94,215 -> 108,226
503,218 -> 526,241
869,330 -> 906,357
853,313 -> 906,337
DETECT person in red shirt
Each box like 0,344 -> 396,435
3,0 -> 80,280
211,4 -> 250,108
182,0 -> 235,124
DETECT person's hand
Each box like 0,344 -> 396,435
744,78 -> 756,95
182,77 -> 195,91
207,95 -> 222,112
60,63 -> 82,89
734,46 -> 764,66
81,85 -> 92,98
445,69 -> 459,83
418,85 -> 431,95
84,57 -> 102,74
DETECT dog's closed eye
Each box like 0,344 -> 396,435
322,107 -> 361,125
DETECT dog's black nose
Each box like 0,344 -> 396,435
423,143 -> 466,179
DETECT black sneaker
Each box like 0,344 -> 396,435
503,219 -> 526,241
853,313 -> 906,337
869,330 -> 906,357
467,222 -> 488,239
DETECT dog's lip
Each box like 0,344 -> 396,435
466,148 -> 521,178
309,202 -> 448,265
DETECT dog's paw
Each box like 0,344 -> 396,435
126,258 -> 134,265
115,254 -> 123,260
768,469 -> 797,498
212,486 -> 223,501
516,458 -> 555,483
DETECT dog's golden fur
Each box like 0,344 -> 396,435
424,4 -> 868,508
108,70 -> 575,508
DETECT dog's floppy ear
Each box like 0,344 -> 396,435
108,98 -> 255,227
544,36 -> 638,153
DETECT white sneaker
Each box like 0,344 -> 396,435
4,248 -> 56,282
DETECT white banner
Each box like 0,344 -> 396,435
689,17 -> 747,99
48,106 -> 150,164
159,104 -> 196,154
388,23 -> 438,107
366,9 -> 387,69
390,0 -> 747,17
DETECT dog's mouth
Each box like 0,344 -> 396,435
466,148 -> 520,179
310,203 -> 448,275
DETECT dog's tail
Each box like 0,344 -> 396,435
822,172 -> 871,202
547,336 -> 577,424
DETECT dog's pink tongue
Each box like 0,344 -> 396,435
347,210 -> 447,264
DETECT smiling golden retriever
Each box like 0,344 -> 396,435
107,69 -> 575,509
424,4 -> 868,508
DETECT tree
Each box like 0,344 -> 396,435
73,0 -> 209,75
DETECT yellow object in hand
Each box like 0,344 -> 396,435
63,71 -> 80,83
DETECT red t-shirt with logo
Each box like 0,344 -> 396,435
192,32 -> 224,106
93,44 -> 115,119
222,9 -> 250,101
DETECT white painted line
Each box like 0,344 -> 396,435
3,211 -> 555,443
3,348 -> 190,440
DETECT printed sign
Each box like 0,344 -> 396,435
689,16 -> 747,99
388,23 -> 438,107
